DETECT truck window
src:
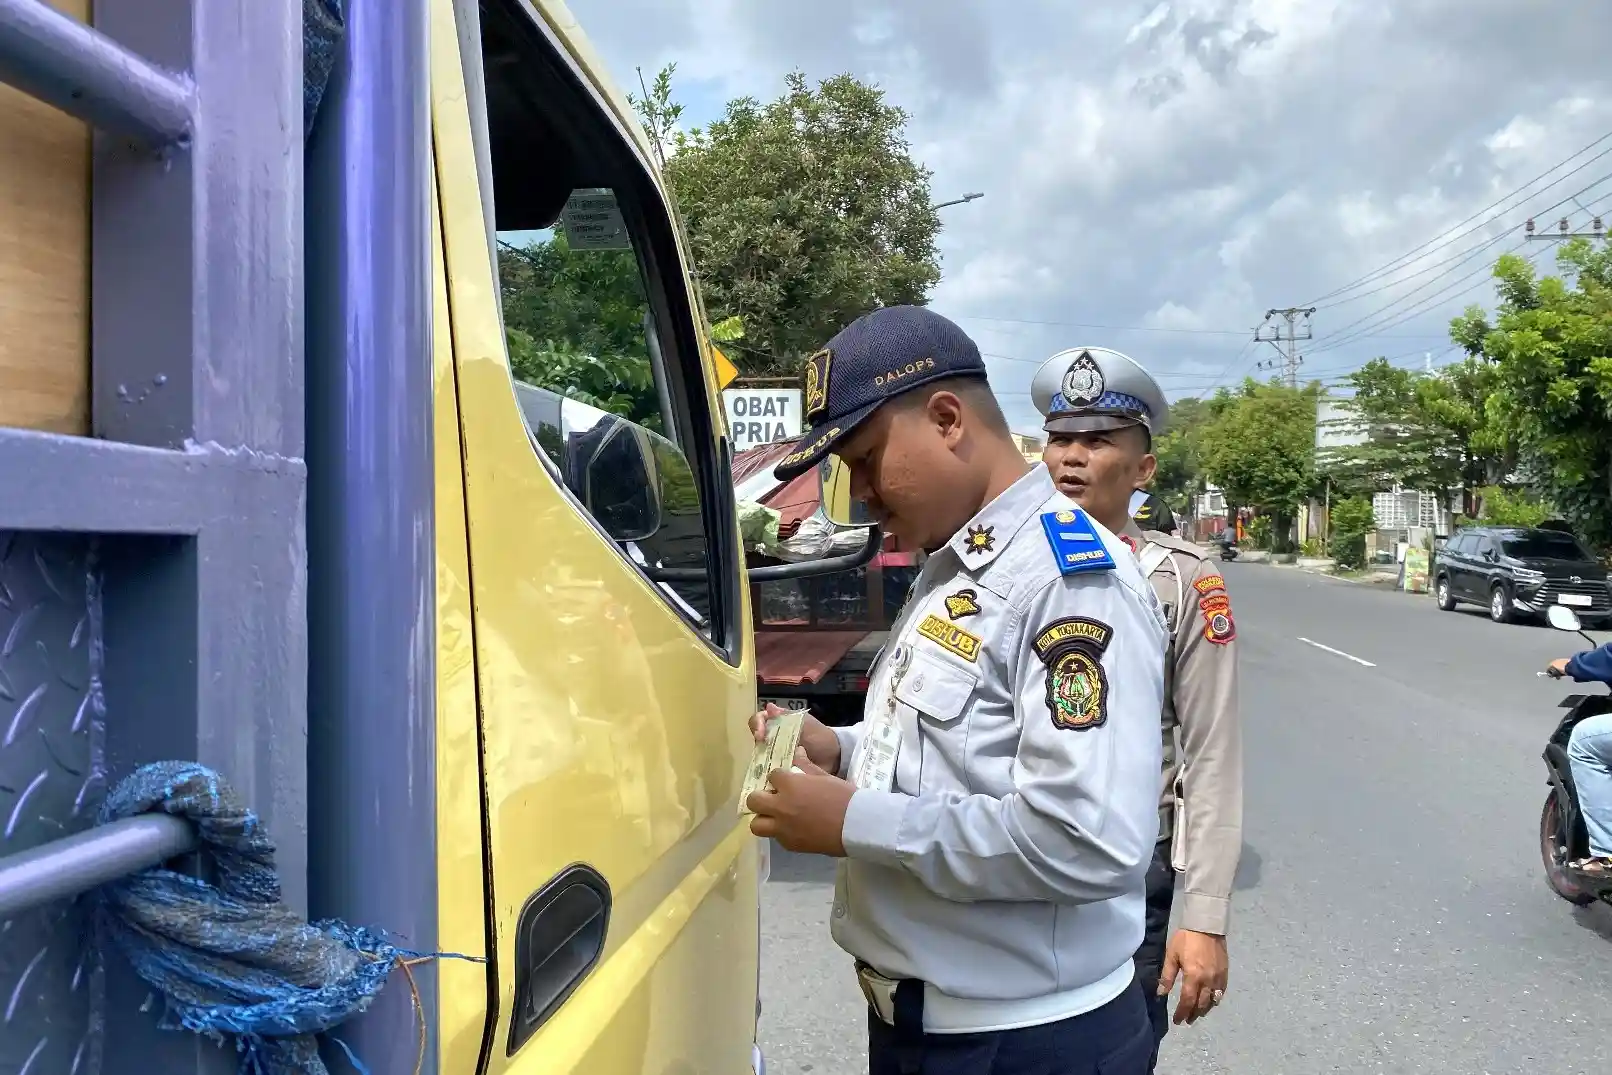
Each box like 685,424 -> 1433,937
478,2 -> 733,643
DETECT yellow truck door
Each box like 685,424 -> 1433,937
432,0 -> 760,1071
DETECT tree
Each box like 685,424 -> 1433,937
1200,379 -> 1322,552
1327,496 -> 1376,569
633,68 -> 942,376
498,235 -> 661,428
1151,397 -> 1212,509
1453,239 -> 1612,548
1320,356 -> 1508,515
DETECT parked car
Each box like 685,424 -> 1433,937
1433,525 -> 1611,625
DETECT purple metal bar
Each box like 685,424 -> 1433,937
0,814 -> 195,919
304,0 -> 437,1067
0,0 -> 192,146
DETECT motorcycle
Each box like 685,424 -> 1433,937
1539,604 -> 1612,906
1217,536 -> 1239,562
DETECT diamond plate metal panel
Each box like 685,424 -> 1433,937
0,533 -> 102,1074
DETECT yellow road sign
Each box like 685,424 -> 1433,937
713,345 -> 739,391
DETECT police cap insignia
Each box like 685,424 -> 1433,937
1059,350 -> 1105,407
943,589 -> 982,620
803,348 -> 832,420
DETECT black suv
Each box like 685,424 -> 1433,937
1433,525 -> 1610,625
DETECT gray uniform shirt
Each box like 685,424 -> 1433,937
1125,524 -> 1244,936
829,466 -> 1167,1002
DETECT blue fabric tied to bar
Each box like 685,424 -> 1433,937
91,761 -> 422,1075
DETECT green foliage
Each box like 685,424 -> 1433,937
1456,239 -> 1612,548
1477,484 -> 1550,528
709,315 -> 746,342
1200,379 -> 1321,551
1244,515 -> 1272,551
1320,356 -> 1508,514
498,237 -> 662,430
636,67 -> 942,376
1151,397 -> 1213,506
1327,495 -> 1375,569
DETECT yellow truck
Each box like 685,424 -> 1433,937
0,0 -> 873,1071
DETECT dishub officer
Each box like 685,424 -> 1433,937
744,305 -> 1168,1075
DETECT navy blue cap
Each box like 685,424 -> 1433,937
772,305 -> 988,481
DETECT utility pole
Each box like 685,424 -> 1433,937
1524,210 -> 1605,242
1253,307 -> 1316,388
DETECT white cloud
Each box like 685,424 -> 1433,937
563,0 -> 1612,429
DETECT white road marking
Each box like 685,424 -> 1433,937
1297,637 -> 1376,667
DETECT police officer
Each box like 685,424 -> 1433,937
1031,347 -> 1244,1071
745,306 -> 1168,1075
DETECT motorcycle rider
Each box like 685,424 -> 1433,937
1032,347 -> 1243,1070
1548,641 -> 1612,873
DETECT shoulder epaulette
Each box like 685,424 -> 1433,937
1040,508 -> 1117,576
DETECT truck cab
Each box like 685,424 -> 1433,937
0,0 -> 867,1070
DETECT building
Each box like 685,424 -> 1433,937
1011,432 -> 1044,465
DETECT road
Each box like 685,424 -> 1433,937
757,561 -> 1612,1074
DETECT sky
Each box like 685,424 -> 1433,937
563,0 -> 1612,438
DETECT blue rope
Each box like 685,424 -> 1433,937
91,761 -> 438,1075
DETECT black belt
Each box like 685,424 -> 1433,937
856,960 -> 925,1074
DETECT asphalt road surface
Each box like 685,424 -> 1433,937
758,561 -> 1612,1075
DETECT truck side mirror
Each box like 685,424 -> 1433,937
743,456 -> 881,582
560,406 -> 665,542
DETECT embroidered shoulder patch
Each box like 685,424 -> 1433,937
1193,574 -> 1226,595
1039,509 -> 1116,576
1203,610 -> 1235,645
1031,618 -> 1112,731
916,614 -> 983,662
943,588 -> 982,620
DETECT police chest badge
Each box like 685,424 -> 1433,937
1031,617 -> 1112,731
803,348 -> 832,420
1060,350 -> 1105,407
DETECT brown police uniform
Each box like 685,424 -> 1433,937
1123,522 -> 1243,1038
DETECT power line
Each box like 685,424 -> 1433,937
1300,129 -> 1612,306
1304,178 -> 1612,355
1251,307 -> 1315,388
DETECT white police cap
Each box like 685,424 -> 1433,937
1029,347 -> 1170,437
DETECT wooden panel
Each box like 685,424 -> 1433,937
0,0 -> 91,434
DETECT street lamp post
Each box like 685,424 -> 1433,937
934,191 -> 984,210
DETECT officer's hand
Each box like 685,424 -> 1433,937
748,704 -> 842,773
746,750 -> 855,856
1159,929 -> 1228,1025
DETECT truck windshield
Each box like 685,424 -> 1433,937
1502,532 -> 1592,561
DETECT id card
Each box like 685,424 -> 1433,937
851,713 -> 901,792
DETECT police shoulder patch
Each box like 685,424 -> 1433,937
1031,618 -> 1112,731
1193,573 -> 1226,595
1198,582 -> 1235,645
917,613 -> 983,663
1039,509 -> 1116,576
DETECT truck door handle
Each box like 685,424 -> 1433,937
506,864 -> 613,1055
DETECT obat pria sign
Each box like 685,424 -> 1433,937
723,389 -> 802,453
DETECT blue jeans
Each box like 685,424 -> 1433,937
1567,713 -> 1612,857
